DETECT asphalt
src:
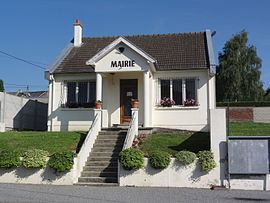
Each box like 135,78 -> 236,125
0,183 -> 269,203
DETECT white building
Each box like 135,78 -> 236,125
45,20 -> 216,132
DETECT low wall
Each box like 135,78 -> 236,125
228,107 -> 253,122
228,175 -> 270,191
224,107 -> 270,123
254,107 -> 270,123
0,158 -> 77,185
119,158 -> 223,188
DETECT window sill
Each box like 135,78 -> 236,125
60,107 -> 94,111
154,105 -> 199,110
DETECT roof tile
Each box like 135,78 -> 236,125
54,32 -> 209,73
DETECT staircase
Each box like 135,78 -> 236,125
77,128 -> 127,186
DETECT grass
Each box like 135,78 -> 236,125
229,122 -> 270,136
139,131 -> 210,157
0,131 -> 86,155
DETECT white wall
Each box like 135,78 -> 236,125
48,74 -> 96,131
254,107 -> 270,123
151,70 -> 210,131
49,69 -> 213,131
0,158 -> 77,185
95,44 -> 149,73
119,158 -> 222,188
103,72 -> 144,126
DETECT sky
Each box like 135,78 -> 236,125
0,0 -> 269,92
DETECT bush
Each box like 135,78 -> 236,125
175,150 -> 196,166
149,151 -> 171,169
48,152 -> 75,172
119,148 -> 144,170
0,150 -> 21,168
197,150 -> 216,172
22,149 -> 49,168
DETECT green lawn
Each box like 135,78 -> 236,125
229,122 -> 270,136
0,131 -> 86,154
139,132 -> 210,157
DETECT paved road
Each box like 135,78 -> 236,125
0,183 -> 269,203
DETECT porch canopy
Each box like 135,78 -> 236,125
85,37 -> 157,127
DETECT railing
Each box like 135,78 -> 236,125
76,110 -> 101,178
123,110 -> 138,150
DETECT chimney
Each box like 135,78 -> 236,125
74,19 -> 82,47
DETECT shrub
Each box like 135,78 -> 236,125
22,149 -> 49,168
48,152 -> 75,172
149,151 -> 171,169
0,150 -> 21,168
175,150 -> 196,166
197,150 -> 216,172
119,148 -> 144,170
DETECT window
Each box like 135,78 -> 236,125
67,82 -> 76,104
65,81 -> 96,108
159,78 -> 197,106
173,79 -> 183,105
186,79 -> 196,100
160,80 -> 170,99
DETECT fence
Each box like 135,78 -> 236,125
0,92 -> 48,131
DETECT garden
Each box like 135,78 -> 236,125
0,131 -> 86,172
120,131 -> 216,173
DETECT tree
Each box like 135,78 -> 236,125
0,79 -> 4,92
216,31 -> 264,102
264,88 -> 270,101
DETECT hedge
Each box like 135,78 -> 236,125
217,101 -> 270,107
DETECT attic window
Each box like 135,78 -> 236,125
118,47 -> 125,53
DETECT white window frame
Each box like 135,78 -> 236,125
63,80 -> 96,107
157,77 -> 199,106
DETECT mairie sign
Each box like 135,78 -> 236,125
111,60 -> 135,68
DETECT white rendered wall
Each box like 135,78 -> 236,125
119,158 -> 222,188
103,72 -> 144,126
95,44 -> 149,73
0,158 -> 77,185
151,70 -> 210,131
48,74 -> 96,131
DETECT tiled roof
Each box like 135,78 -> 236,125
54,32 -> 210,73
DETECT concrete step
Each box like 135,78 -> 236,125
97,134 -> 126,140
81,171 -> 117,177
78,177 -> 118,183
85,161 -> 118,167
98,131 -> 127,135
93,142 -> 123,148
88,157 -> 118,162
75,182 -> 119,186
95,139 -> 125,145
83,166 -> 117,172
91,147 -> 122,153
90,152 -> 120,157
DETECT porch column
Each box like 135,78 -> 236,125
96,73 -> 102,101
143,71 -> 150,127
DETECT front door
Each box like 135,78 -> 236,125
120,79 -> 138,124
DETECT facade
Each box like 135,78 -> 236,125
45,20 -> 216,132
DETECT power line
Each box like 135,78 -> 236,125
0,50 -> 46,70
